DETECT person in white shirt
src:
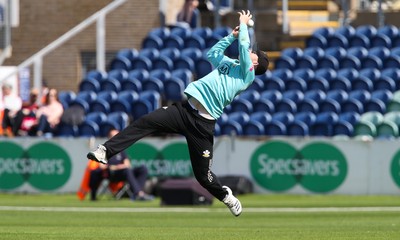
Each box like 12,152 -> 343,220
1,83 -> 22,136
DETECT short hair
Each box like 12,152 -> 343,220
255,50 -> 269,76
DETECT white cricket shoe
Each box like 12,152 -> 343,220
222,186 -> 242,217
87,144 -> 108,164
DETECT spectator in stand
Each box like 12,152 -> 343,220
2,88 -> 39,137
177,0 -> 201,28
31,88 -> 64,137
1,83 -> 23,137
89,128 -> 154,201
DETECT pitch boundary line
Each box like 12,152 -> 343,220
0,206 -> 400,213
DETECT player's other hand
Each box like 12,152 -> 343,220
238,10 -> 252,26
232,26 -> 239,38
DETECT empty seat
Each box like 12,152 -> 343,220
253,99 -> 275,113
148,27 -> 170,40
109,56 -> 131,71
374,76 -> 396,92
107,111 -> 129,130
164,35 -> 185,49
287,121 -> 309,136
274,56 -> 296,70
338,112 -> 360,125
326,89 -> 348,103
247,78 -> 264,92
220,121 -> 243,136
303,47 -> 324,60
354,121 -> 377,137
341,99 -> 364,114
319,99 -> 341,113
281,47 -> 303,60
184,35 -> 205,49
349,34 -> 370,48
195,58 -> 213,79
131,56 -> 153,71
86,69 -> 108,82
371,89 -> 393,104
297,99 -> 319,113
307,77 -> 329,92
271,68 -> 293,81
275,99 -> 297,113
171,68 -> 193,86
164,78 -> 185,101
141,35 -> 163,49
348,89 -> 371,102
383,56 -> 400,69
293,68 -> 315,81
121,79 -> 142,92
296,56 -> 318,70
152,56 -> 174,71
362,55 -> 383,69
355,25 -> 377,39
332,122 -> 354,136
128,69 -> 149,82
364,99 -> 386,113
285,77 -> 307,91
243,121 -> 265,136
340,56 -> 361,70
294,112 -> 317,125
325,46 -> 346,60
76,91 -> 97,104
249,112 -> 272,125
329,76 -> 352,92
265,121 -> 287,136
282,89 -> 304,102
90,99 -> 111,114
327,34 -> 349,48
263,77 -> 285,92
85,112 -> 107,125
97,90 -> 118,102
359,111 -> 384,126
139,48 -> 160,61
271,112 -> 294,125
79,120 -> 100,137
142,78 -> 164,93
100,79 -> 121,92
351,76 -> 374,92
159,47 -> 181,61
108,69 -> 129,82
371,33 -> 392,48
174,56 -> 195,71
318,55 -> 339,70
376,120 -> 399,138
303,89 -> 326,102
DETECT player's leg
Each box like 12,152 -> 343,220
88,104 -> 184,162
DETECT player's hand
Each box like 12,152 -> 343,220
232,26 -> 239,38
238,10 -> 252,25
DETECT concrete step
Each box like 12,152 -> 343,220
277,0 -> 329,11
289,20 -> 339,36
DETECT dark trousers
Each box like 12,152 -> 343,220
104,101 -> 227,201
108,165 -> 148,196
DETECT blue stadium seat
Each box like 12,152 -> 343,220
205,35 -> 220,48
171,68 -> 193,86
131,56 -> 153,71
192,27 -> 213,41
139,48 -> 160,61
247,78 -> 264,92
374,76 -> 396,92
109,56 -> 131,71
326,89 -> 348,103
263,77 -> 285,92
97,90 -> 118,102
163,78 -> 185,102
319,99 -> 341,113
227,112 -> 250,125
220,121 -> 243,136
85,112 -> 107,125
347,46 -> 368,59
76,91 -> 97,103
313,27 -> 335,38
243,121 -> 265,136
281,47 -> 303,60
229,99 -> 253,114
341,99 -> 364,114
170,26 -> 192,40
184,35 -> 206,49
294,112 -> 316,125
274,56 -> 296,70
128,69 -> 149,82
115,48 -> 139,61
142,78 -> 164,93
364,99 -> 386,113
118,90 -> 139,103
107,111 -> 129,130
164,35 -> 185,49
368,46 -> 390,59
260,89 -> 283,103
359,68 -> 380,81
271,112 -> 294,125
315,68 -> 337,81
271,69 -> 293,81
58,90 -> 76,108
131,90 -> 161,119
383,56 -> 400,69
325,46 -> 346,60
293,68 -> 315,81
249,112 -> 272,125
307,77 -> 329,92
253,99 -> 275,113
335,25 -> 356,38
148,27 -> 170,40
318,55 -> 339,70
310,112 -> 339,136
237,89 -> 260,102
392,47 -> 400,58
181,47 -> 203,62
108,69 -> 129,82
100,79 -> 121,92
79,120 -> 100,137
282,90 -> 304,102
371,33 -> 392,48
296,55 -> 318,70
195,58 -> 213,79
381,68 -> 400,82
306,34 -> 327,48
338,112 -> 360,125
327,34 -> 349,48
377,25 -> 399,39
370,89 -> 393,104
110,99 -> 131,114
287,121 -> 309,136
85,69 -> 108,82
275,99 -> 297,114
303,89 -> 326,102
141,35 -> 163,50
337,68 -> 359,81
329,76 -> 352,92
340,56 -> 362,70
159,47 -> 180,61
285,77 -> 307,91
265,121 -> 287,136
90,99 -> 111,114
174,56 -> 195,71
70,98 -> 90,114
79,78 -> 101,93
362,55 -> 383,69
226,40 -> 239,58
348,89 -> 371,102
303,47 -> 324,60
349,34 -> 370,48
152,56 -> 174,71
149,69 -> 171,82
297,99 -> 319,114
121,79 -> 142,92
355,25 -> 377,39
332,122 -> 354,136
57,122 -> 78,137
212,26 -> 232,38
351,76 -> 374,92
99,121 -> 120,137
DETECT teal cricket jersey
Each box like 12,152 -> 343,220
184,23 -> 256,119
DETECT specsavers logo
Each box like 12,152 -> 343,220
126,142 -> 193,177
0,141 -> 72,191
390,150 -> 400,188
250,141 -> 348,193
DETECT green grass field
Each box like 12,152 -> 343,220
0,193 -> 399,240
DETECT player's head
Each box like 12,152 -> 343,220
252,50 -> 269,75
